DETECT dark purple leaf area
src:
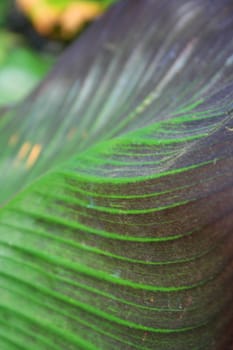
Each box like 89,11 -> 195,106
0,1 -> 233,349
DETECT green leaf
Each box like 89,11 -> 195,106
0,0 -> 11,26
0,0 -> 233,349
0,31 -> 53,106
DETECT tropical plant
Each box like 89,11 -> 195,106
0,0 -> 233,349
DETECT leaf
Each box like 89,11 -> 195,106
0,0 -> 233,349
0,0 -> 10,26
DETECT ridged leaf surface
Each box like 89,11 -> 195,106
0,1 -> 233,349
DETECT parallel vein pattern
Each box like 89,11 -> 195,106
0,0 -> 233,349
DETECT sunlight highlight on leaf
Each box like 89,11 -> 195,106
26,143 -> 42,168
17,142 -> 31,161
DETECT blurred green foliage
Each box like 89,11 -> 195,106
0,1 -> 10,25
0,1 -> 54,106
45,0 -> 117,7
0,0 -> 119,106
0,31 -> 53,105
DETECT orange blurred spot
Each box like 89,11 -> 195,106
16,0 -> 37,12
26,144 -> 42,168
31,5 -> 60,35
17,0 -> 60,35
17,142 -> 31,160
9,134 -> 19,146
16,0 -> 104,37
60,2 -> 104,38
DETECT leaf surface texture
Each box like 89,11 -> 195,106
0,0 -> 233,349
